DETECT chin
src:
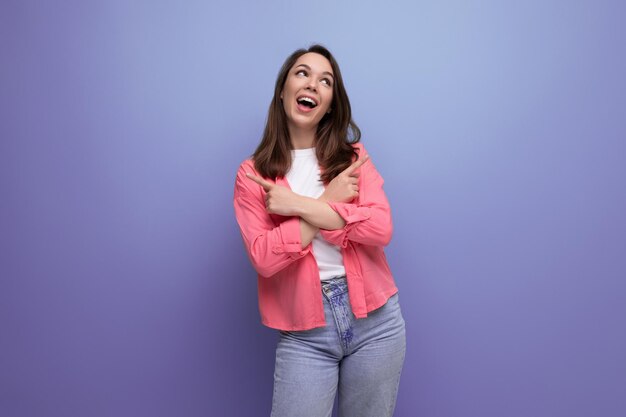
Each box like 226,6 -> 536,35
290,116 -> 320,129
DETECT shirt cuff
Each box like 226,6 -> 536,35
271,216 -> 310,259
319,202 -> 371,248
327,202 -> 372,224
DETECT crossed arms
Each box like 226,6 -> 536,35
233,145 -> 392,277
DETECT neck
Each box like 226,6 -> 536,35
288,125 -> 316,149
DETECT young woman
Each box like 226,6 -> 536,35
233,44 -> 406,417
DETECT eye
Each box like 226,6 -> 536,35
321,78 -> 332,86
296,70 -> 307,76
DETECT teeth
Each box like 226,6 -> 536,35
298,97 -> 317,106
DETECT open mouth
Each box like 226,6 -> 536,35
296,96 -> 318,109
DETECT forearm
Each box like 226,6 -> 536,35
300,218 -> 319,248
295,195 -> 346,231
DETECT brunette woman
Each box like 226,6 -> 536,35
233,44 -> 405,417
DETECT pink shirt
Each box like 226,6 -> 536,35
233,142 -> 398,331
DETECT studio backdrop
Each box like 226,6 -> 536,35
1,1 -> 624,416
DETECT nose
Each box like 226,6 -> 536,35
305,77 -> 317,91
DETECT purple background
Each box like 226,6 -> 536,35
2,1 -> 625,416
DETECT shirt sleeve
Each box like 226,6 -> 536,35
233,161 -> 310,277
319,145 -> 393,248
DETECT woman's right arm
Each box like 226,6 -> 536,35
233,161 -> 312,278
300,218 -> 319,248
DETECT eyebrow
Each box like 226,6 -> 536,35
295,64 -> 334,80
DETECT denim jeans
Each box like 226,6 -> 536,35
270,276 -> 406,417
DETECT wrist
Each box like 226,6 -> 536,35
293,194 -> 312,217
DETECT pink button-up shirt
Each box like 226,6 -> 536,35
233,142 -> 398,331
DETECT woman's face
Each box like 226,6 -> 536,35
280,52 -> 334,133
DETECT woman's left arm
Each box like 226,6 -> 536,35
317,146 -> 393,248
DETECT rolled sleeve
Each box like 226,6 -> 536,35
272,216 -> 311,259
319,202 -> 372,248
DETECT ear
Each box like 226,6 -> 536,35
327,108 -> 332,114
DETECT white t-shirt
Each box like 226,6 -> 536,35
285,147 -> 346,281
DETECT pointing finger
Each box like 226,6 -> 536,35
246,172 -> 274,191
342,154 -> 370,176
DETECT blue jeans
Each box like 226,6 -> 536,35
271,276 -> 406,417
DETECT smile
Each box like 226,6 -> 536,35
296,95 -> 318,109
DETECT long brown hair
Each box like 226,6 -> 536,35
252,44 -> 361,184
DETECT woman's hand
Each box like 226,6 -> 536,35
319,155 -> 369,203
246,173 -> 305,216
